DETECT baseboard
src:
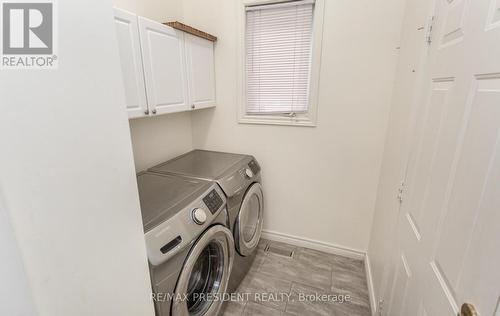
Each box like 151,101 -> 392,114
364,254 -> 377,316
261,229 -> 365,261
261,229 -> 377,315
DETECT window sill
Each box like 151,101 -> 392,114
238,114 -> 317,127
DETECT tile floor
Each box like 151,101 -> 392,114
221,239 -> 371,316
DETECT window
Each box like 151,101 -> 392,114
238,0 -> 324,126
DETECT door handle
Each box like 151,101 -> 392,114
460,303 -> 478,316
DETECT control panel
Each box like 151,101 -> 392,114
203,189 -> 224,214
144,184 -> 226,266
239,159 -> 260,180
218,157 -> 262,197
248,159 -> 260,175
244,168 -> 253,178
191,208 -> 207,225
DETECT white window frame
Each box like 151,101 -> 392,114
237,0 -> 325,127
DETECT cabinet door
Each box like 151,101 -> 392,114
185,33 -> 216,110
138,17 -> 189,115
113,8 -> 148,119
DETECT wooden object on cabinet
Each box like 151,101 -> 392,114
164,21 -> 217,42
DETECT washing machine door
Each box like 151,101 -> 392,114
171,225 -> 234,316
235,183 -> 264,256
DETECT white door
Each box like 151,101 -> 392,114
138,17 -> 190,115
386,0 -> 500,315
377,0 -> 436,308
113,8 -> 148,119
185,33 -> 216,110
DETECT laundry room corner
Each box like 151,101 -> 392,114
182,0 -> 406,254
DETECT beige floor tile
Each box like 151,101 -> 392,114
285,283 -> 337,316
233,240 -> 370,316
238,273 -> 292,311
259,253 -> 332,290
220,300 -> 246,316
242,302 -> 285,316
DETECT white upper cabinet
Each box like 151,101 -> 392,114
138,17 -> 190,115
185,33 -> 216,110
113,8 -> 148,119
113,8 -> 216,119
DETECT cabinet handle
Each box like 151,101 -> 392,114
152,109 -> 157,114
144,109 -> 149,115
191,104 -> 195,110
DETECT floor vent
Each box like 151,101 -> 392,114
264,243 -> 295,258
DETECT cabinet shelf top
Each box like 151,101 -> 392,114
163,21 -> 217,42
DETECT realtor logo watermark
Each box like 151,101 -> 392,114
1,0 -> 57,69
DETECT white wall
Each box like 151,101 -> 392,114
129,113 -> 193,172
0,197 -> 37,316
0,1 -> 155,315
113,0 -> 181,22
182,0 -> 406,251
113,0 -> 194,172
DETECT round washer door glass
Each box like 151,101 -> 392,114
236,183 -> 264,256
172,225 -> 234,316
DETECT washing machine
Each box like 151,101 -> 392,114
137,171 -> 234,316
148,150 -> 264,292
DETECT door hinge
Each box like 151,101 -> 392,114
378,299 -> 385,315
397,181 -> 405,203
426,16 -> 435,45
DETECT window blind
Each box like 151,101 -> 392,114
246,0 -> 314,114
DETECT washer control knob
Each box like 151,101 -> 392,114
245,168 -> 254,178
192,208 -> 207,225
